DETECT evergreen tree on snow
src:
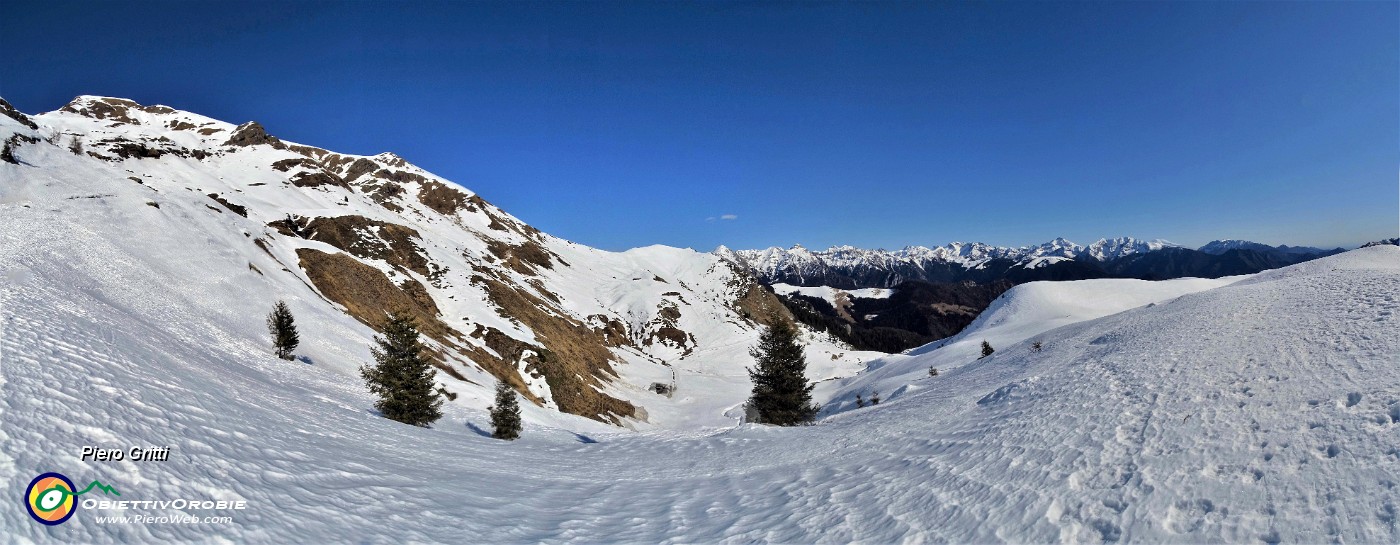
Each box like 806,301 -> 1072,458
266,300 -> 299,361
746,319 -> 819,426
360,312 -> 443,427
981,340 -> 995,359
489,379 -> 522,440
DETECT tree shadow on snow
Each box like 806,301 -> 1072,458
572,432 -> 598,444
295,355 -> 314,365
465,422 -> 493,438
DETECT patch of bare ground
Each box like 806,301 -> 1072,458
206,193 -> 248,217
270,158 -> 316,172
278,215 -> 432,277
416,179 -> 471,215
483,238 -> 555,275
295,249 -> 464,371
470,271 -> 636,423
289,170 -> 349,190
732,278 -> 797,328
60,97 -> 144,125
642,299 -> 697,355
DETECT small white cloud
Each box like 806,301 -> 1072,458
705,216 -> 716,222
720,214 -> 738,221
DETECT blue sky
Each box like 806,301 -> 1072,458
3,1 -> 1395,251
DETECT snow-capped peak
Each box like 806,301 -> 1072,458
1078,237 -> 1180,261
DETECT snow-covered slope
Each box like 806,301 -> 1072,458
819,275 -> 1246,410
770,283 -> 892,305
5,205 -> 1396,545
0,96 -> 878,430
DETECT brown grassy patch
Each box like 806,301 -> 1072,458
417,180 -> 470,215
470,273 -> 636,423
484,239 -> 554,275
295,248 -> 449,338
297,215 -> 431,277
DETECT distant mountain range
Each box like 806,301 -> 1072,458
718,237 -> 1348,353
717,237 -> 1346,288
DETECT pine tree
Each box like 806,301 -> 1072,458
870,391 -> 881,405
747,319 -> 819,426
360,312 -> 443,427
489,379 -> 522,440
928,366 -> 939,377
855,393 -> 866,408
981,340 -> 995,359
266,300 -> 299,361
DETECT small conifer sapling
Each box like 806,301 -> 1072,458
266,300 -> 300,361
489,379 -> 523,440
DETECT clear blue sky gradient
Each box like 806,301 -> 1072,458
3,1 -> 1395,251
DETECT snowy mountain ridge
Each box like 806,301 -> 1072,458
1198,239 -> 1338,256
719,236 -> 1179,286
724,236 -> 1178,270
0,95 -> 881,430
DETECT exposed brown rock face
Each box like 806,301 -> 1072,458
224,121 -> 285,149
0,98 -> 38,130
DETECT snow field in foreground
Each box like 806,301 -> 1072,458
3,214 -> 1397,543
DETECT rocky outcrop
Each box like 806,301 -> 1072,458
0,98 -> 38,130
58,96 -> 179,125
224,121 -> 285,149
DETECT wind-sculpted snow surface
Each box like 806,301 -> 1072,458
4,178 -> 1397,545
